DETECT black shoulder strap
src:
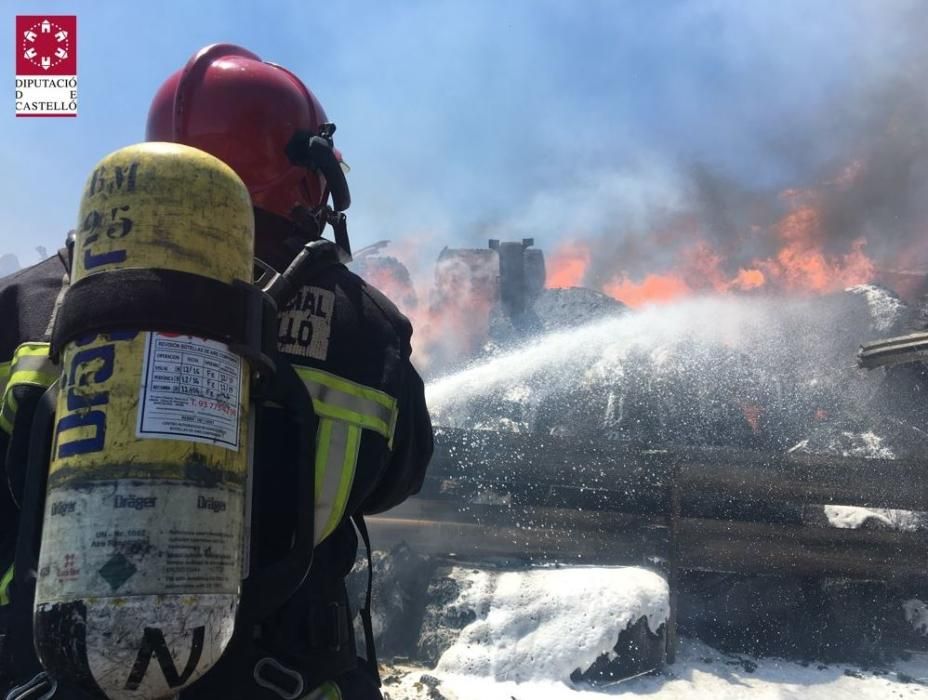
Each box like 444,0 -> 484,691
56,231 -> 74,275
42,248 -> 71,345
351,513 -> 380,688
5,384 -> 60,693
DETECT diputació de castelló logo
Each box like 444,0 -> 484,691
15,16 -> 78,117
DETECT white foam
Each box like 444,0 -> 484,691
824,505 -> 921,531
847,284 -> 907,332
389,638 -> 928,699
424,294 -> 884,433
434,567 -> 668,683
904,599 -> 928,635
426,297 -> 760,411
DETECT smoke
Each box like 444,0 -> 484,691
425,289 -> 923,455
524,2 -> 928,297
4,1 -> 926,288
329,0 -> 928,334
320,1 -> 928,368
325,4 -> 919,237
355,244 -> 500,373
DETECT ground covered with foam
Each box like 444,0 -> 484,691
377,291 -> 928,696
383,641 -> 928,699
432,567 -> 668,683
362,562 -> 928,698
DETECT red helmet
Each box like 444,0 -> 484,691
146,44 -> 348,221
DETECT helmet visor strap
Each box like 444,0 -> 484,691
285,130 -> 351,212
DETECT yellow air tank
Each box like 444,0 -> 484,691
34,142 -> 255,699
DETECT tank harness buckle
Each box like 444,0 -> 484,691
4,671 -> 57,700
253,657 -> 304,700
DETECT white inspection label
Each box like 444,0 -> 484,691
137,332 -> 243,450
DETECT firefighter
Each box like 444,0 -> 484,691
0,44 -> 433,700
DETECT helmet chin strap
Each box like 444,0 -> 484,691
285,122 -> 352,263
290,205 -> 352,264
285,125 -> 350,207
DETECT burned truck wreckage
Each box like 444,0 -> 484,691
349,241 -> 928,686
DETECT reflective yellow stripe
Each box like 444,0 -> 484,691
314,382 -> 394,430
312,401 -> 391,443
0,360 -> 11,399
313,419 -> 362,543
9,343 -> 55,378
0,391 -> 18,434
315,418 -> 346,543
295,367 -> 398,446
314,418 -> 336,543
319,422 -> 361,543
13,342 -> 54,359
0,342 -> 57,434
314,418 -> 333,500
295,368 -> 399,543
0,563 -> 13,606
302,367 -> 395,411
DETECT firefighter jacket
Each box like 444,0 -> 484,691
0,245 -> 434,697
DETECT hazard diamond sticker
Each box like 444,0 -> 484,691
98,552 -> 138,591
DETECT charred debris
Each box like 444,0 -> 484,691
350,240 -> 928,680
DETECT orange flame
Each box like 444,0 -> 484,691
733,268 -> 766,290
604,274 -> 691,307
358,160 -> 879,368
741,404 -> 763,434
597,185 -> 875,306
756,203 -> 874,292
546,241 -> 591,288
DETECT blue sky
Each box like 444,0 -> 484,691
0,0 -> 923,270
